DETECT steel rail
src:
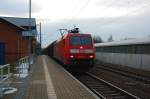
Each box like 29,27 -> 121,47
87,72 -> 140,99
96,65 -> 150,83
76,72 -> 140,99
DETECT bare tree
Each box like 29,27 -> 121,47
107,34 -> 114,42
93,35 -> 103,43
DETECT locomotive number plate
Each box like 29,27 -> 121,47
78,55 -> 85,59
80,50 -> 84,53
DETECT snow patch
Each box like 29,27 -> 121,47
3,87 -> 17,94
14,74 -> 28,78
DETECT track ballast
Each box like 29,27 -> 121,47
76,72 -> 139,99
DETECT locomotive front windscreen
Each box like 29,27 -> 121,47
70,36 -> 92,45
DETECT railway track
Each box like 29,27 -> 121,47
95,65 -> 150,84
76,73 -> 139,99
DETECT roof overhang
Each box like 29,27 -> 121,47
0,18 -> 25,30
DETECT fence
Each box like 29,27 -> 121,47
16,55 -> 35,78
0,64 -> 12,97
0,55 -> 35,98
14,55 -> 35,99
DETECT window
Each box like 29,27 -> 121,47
70,36 -> 92,45
70,36 -> 81,45
81,37 -> 92,45
96,44 -> 150,54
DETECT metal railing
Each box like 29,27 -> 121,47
0,64 -> 12,98
14,55 -> 35,99
16,55 -> 35,78
17,56 -> 29,78
0,55 -> 36,98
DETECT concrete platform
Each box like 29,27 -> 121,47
20,55 -> 99,99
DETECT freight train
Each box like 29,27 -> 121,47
42,28 -> 95,72
95,38 -> 150,70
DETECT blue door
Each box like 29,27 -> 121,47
0,42 -> 5,65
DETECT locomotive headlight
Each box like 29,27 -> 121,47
70,55 -> 74,58
89,55 -> 94,58
70,49 -> 79,53
84,49 -> 94,53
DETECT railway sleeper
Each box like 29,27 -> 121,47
99,90 -> 118,94
107,96 -> 126,99
104,93 -> 123,97
89,85 -> 104,87
96,88 -> 112,91
92,86 -> 110,89
97,66 -> 150,84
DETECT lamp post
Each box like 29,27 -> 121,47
28,0 -> 31,66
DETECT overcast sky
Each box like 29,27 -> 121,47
0,0 -> 150,47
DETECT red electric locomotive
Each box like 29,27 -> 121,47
53,28 -> 95,72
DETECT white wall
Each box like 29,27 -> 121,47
96,52 -> 150,70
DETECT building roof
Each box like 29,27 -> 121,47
0,17 -> 37,36
0,17 -> 24,30
95,38 -> 150,47
1,17 -> 36,27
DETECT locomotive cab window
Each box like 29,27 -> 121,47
70,36 -> 92,45
81,37 -> 92,45
70,36 -> 81,45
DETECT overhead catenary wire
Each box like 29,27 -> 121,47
71,0 -> 91,19
68,0 -> 91,29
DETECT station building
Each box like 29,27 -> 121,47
0,17 -> 37,63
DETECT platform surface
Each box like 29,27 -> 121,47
21,55 -> 98,99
